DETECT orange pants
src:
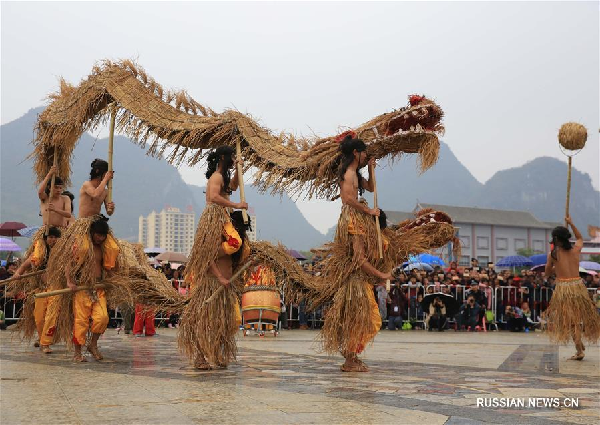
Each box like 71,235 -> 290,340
33,297 -> 49,340
72,289 -> 108,345
40,296 -> 60,346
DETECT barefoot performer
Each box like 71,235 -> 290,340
11,227 -> 61,353
320,135 -> 392,372
66,217 -> 119,362
178,146 -> 249,370
39,160 -> 118,349
544,217 -> 600,360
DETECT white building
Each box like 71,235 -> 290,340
138,207 -> 195,255
387,203 -> 556,267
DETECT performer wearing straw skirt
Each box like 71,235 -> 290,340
321,136 -> 393,372
544,217 -> 600,360
40,160 -> 116,349
66,217 -> 119,362
11,226 -> 62,353
178,146 -> 248,370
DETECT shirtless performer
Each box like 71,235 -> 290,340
38,166 -> 71,227
79,159 -> 115,218
66,217 -> 118,362
61,191 -> 76,227
544,217 -> 600,360
178,145 -> 249,370
12,226 -> 61,353
320,135 -> 393,372
39,160 -> 116,350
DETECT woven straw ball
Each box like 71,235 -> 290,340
558,122 -> 587,151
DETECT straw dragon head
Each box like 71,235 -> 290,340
388,208 -> 459,258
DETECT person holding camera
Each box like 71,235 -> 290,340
457,295 -> 480,331
505,305 -> 525,332
427,296 -> 447,332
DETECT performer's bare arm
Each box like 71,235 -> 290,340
544,254 -> 554,277
104,197 -> 115,216
48,195 -> 72,219
566,216 -> 583,251
340,170 -> 379,216
361,158 -> 376,193
13,257 -> 33,278
352,236 -> 392,282
229,158 -> 243,192
206,173 -> 247,210
82,171 -> 113,201
209,261 -> 230,287
38,166 -> 56,201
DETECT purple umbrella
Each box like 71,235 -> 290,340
0,237 -> 22,251
580,261 -> 600,271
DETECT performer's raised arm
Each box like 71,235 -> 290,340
361,158 -> 377,193
565,216 -> 583,250
38,166 -> 57,201
229,158 -> 243,192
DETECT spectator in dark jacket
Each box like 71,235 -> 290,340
387,285 -> 408,330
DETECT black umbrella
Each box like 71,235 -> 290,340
421,292 -> 461,317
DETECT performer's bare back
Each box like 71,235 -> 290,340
546,243 -> 582,279
545,218 -> 583,279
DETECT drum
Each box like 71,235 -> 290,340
241,288 -> 281,322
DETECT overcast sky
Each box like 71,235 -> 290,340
2,1 -> 598,233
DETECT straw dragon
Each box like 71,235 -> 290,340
32,60 -> 444,199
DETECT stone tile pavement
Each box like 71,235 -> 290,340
1,328 -> 598,424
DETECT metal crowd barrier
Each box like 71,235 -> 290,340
2,279 -> 598,327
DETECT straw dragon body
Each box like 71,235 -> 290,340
33,60 -> 444,199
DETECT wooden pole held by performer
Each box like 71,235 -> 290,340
565,156 -> 572,226
107,103 -> 116,203
33,283 -> 109,299
236,139 -> 248,224
369,161 -> 384,259
202,260 -> 255,306
45,149 -> 59,235
0,270 -> 46,287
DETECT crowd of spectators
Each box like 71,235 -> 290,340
1,256 -> 599,334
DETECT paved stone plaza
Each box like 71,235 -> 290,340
1,328 -> 598,425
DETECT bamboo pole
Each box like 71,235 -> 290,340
565,156 -> 572,226
369,161 -> 383,259
33,283 -> 109,299
236,139 -> 248,224
44,150 -> 59,235
0,270 -> 45,287
202,260 -> 255,306
107,104 -> 116,203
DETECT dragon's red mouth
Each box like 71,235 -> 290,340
384,96 -> 444,135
